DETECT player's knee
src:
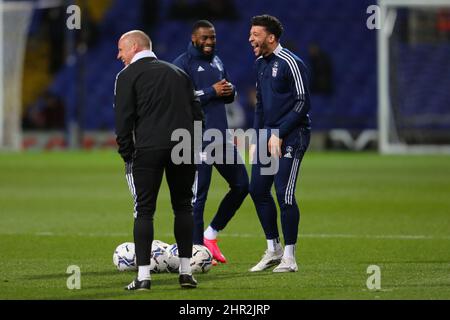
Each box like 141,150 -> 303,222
134,211 -> 154,220
231,181 -> 249,198
134,204 -> 156,219
249,184 -> 269,201
276,193 -> 297,208
194,189 -> 208,203
171,200 -> 193,214
249,183 -> 258,198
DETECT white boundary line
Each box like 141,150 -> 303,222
1,231 -> 449,240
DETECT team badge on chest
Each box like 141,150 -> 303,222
272,61 -> 279,78
212,57 -> 223,72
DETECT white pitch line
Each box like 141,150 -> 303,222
220,233 -> 450,240
1,231 -> 449,240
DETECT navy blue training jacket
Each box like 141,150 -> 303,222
173,43 -> 236,135
254,44 -> 311,139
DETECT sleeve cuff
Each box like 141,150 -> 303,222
204,86 -> 216,98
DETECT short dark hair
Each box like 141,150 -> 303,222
192,20 -> 215,34
251,15 -> 283,40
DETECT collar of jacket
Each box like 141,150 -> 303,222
130,50 -> 157,64
187,42 -> 216,62
263,43 -> 283,62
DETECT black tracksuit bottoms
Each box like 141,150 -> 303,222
125,148 -> 196,266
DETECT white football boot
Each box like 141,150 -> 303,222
272,256 -> 298,272
249,249 -> 283,272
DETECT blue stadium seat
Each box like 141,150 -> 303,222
46,0 -> 385,130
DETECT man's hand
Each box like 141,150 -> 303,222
213,79 -> 233,97
268,134 -> 283,158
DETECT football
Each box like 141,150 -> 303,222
152,239 -> 169,250
165,243 -> 180,273
112,242 -> 137,271
190,245 -> 213,273
150,245 -> 169,273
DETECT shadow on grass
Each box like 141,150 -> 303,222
39,269 -> 287,300
24,270 -> 120,280
21,263 -> 311,300
24,268 -> 266,282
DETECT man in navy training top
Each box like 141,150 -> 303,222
173,20 -> 249,264
248,15 -> 311,272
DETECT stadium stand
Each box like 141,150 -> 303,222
46,0 -> 379,131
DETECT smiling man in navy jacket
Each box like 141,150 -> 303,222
173,20 -> 249,264
248,15 -> 311,273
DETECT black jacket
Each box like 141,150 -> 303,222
114,57 -> 203,162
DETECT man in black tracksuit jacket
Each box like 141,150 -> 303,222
114,30 -> 203,290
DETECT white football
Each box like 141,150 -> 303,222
152,239 -> 169,251
165,243 -> 180,273
113,242 -> 137,271
190,244 -> 213,273
150,246 -> 169,273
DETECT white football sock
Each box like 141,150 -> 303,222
284,244 -> 296,259
137,265 -> 151,281
179,257 -> 192,275
204,226 -> 218,240
267,238 -> 282,252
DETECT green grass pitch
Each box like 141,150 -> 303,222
0,150 -> 449,300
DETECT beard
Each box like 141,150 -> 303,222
252,37 -> 271,57
259,41 -> 271,57
195,42 -> 215,56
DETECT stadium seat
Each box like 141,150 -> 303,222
47,0 -> 380,130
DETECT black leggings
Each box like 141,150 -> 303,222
125,148 -> 196,265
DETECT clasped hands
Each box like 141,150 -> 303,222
213,79 -> 233,97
